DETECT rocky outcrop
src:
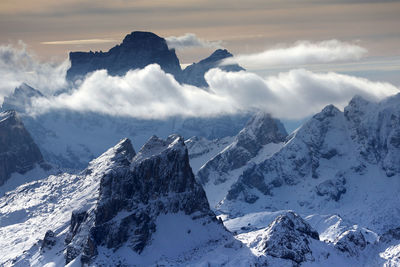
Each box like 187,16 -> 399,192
65,135 -> 226,264
182,49 -> 244,87
334,229 -> 369,256
41,230 -> 56,251
0,110 -> 45,186
315,175 -> 346,201
66,31 -> 182,82
249,212 -> 319,264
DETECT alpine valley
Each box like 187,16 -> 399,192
1,31 -> 400,267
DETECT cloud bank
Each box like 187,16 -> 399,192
166,33 -> 222,50
29,64 -> 398,120
222,40 -> 367,70
0,42 -> 69,102
0,43 -> 396,120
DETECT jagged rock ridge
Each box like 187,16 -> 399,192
65,135 -> 228,264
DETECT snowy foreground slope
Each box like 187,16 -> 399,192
0,136 -> 261,266
2,95 -> 400,266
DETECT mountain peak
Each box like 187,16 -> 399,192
63,135 -> 223,264
66,31 -> 182,81
182,48 -> 244,87
120,31 -> 169,51
1,83 -> 43,112
203,49 -> 233,62
242,112 -> 288,145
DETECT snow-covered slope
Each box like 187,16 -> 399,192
197,112 -> 287,208
218,94 -> 400,234
0,136 -> 263,266
185,135 -> 234,173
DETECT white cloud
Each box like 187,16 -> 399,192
205,68 -> 398,119
166,33 -> 222,50
29,64 -> 399,120
0,43 -> 396,121
222,40 -> 368,70
29,65 -> 235,119
0,42 -> 69,102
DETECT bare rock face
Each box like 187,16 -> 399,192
0,110 -> 45,186
66,31 -> 182,82
41,230 -> 56,251
65,135 -> 224,264
250,211 -> 319,264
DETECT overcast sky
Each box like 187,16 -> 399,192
1,0 -> 399,65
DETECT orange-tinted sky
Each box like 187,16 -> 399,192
1,0 -> 399,64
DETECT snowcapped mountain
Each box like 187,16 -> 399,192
182,49 -> 245,87
0,136 -> 261,266
196,112 -> 287,208
2,93 -> 400,265
218,94 -> 400,231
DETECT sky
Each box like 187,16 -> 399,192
1,0 -> 399,61
0,0 -> 399,125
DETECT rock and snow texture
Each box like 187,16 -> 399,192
0,136 -> 260,266
185,135 -> 234,173
197,112 -> 287,208
181,49 -> 244,87
0,110 -> 48,187
239,211 -> 319,264
64,135 -> 231,265
66,31 -> 182,82
217,94 -> 400,233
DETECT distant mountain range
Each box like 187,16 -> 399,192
67,31 -> 244,88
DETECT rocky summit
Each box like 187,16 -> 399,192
182,48 -> 245,87
64,135 -> 225,264
66,31 -> 182,82
66,31 -> 245,88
